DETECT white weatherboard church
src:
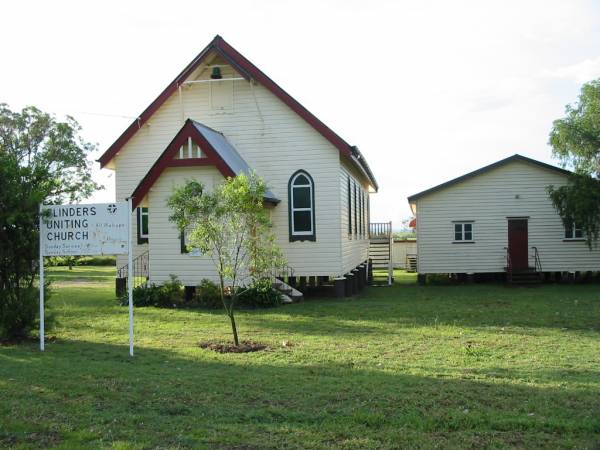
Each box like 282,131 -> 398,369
408,154 -> 600,282
98,36 -> 378,292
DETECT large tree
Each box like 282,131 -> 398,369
0,104 -> 100,339
168,173 -> 284,346
548,80 -> 600,246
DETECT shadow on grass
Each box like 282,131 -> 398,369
1,339 -> 599,449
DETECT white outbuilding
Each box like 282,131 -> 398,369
407,154 -> 600,282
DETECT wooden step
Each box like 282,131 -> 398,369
508,269 -> 542,284
272,279 -> 303,302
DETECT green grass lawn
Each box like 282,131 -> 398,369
1,267 -> 599,449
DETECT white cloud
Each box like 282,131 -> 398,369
544,57 -> 600,84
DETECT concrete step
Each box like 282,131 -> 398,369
281,294 -> 294,304
272,278 -> 303,302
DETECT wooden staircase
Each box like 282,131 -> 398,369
272,278 -> 304,303
509,268 -> 543,284
369,222 -> 393,286
271,265 -> 303,303
406,253 -> 418,273
505,246 -> 543,285
116,251 -> 149,296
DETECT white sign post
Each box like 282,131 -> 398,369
39,201 -> 133,355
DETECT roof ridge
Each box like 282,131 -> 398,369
407,154 -> 571,202
188,119 -> 225,136
97,35 -> 378,190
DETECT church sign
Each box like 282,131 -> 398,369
41,203 -> 129,256
38,201 -> 135,356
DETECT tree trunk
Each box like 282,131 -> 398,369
228,311 -> 239,346
219,275 -> 240,346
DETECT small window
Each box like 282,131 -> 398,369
564,223 -> 584,240
347,177 -> 352,236
289,170 -> 316,241
353,181 -> 358,237
137,207 -> 149,244
176,137 -> 203,160
453,222 -> 473,242
180,228 -> 202,256
367,195 -> 370,237
359,187 -> 363,238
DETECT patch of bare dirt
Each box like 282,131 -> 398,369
199,340 -> 267,353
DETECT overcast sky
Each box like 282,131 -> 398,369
2,0 -> 600,226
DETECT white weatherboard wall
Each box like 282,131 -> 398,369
415,159 -> 600,274
340,161 -> 370,274
392,241 -> 417,269
148,166 -> 221,285
113,58 -> 370,279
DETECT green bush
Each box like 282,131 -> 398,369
76,256 -> 116,266
156,275 -> 184,308
0,286 -> 47,340
193,279 -> 222,309
237,278 -> 282,308
120,283 -> 161,307
119,275 -> 184,308
47,255 -> 116,267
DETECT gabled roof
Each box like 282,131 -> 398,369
130,119 -> 279,209
407,154 -> 571,203
98,35 -> 378,191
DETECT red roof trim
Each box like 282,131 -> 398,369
97,35 -> 377,189
168,157 -> 214,168
98,37 -> 221,168
130,120 -> 235,209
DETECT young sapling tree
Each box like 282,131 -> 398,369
168,173 -> 284,345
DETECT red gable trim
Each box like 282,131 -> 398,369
130,120 -> 235,209
98,37 -> 222,168
97,35 -> 377,189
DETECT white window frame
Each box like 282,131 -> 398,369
453,221 -> 473,242
290,172 -> 314,236
564,222 -> 584,240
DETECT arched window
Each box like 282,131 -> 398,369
288,170 -> 316,242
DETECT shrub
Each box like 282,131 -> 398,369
47,255 -> 116,267
120,283 -> 160,307
193,279 -> 222,309
76,256 -> 116,266
119,275 -> 184,308
156,275 -> 184,308
237,278 -> 282,308
0,286 -> 46,341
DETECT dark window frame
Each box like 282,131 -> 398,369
347,176 -> 352,236
359,186 -> 363,237
353,181 -> 358,237
288,170 -> 316,242
137,207 -> 149,244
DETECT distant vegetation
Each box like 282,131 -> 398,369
393,231 -> 416,240
47,256 -> 116,267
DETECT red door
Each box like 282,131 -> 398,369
508,219 -> 528,270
